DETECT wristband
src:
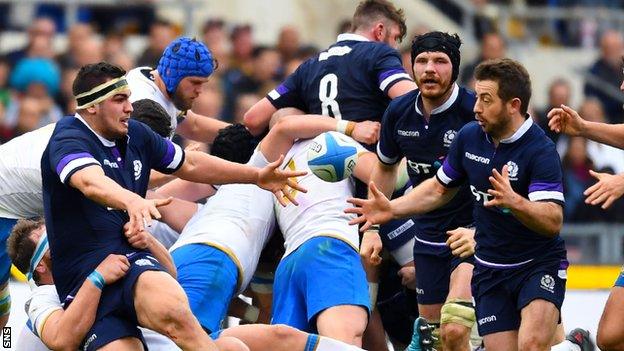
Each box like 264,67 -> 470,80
88,270 -> 105,290
243,305 -> 260,323
345,121 -> 356,137
368,224 -> 380,233
336,120 -> 349,134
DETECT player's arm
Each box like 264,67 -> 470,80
548,104 -> 624,149
347,177 -> 458,231
68,166 -> 172,234
387,80 -> 417,99
175,110 -> 230,143
370,161 -> 399,198
147,189 -> 199,233
154,178 -> 217,202
244,98 -> 278,136
484,165 -> 563,237
38,255 -> 130,351
261,114 -> 380,162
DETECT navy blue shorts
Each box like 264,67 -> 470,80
78,251 -> 166,350
472,256 -> 568,336
413,238 -> 474,305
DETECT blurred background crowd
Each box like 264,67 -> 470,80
0,0 -> 623,264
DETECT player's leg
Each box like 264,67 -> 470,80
483,331 -> 519,351
133,270 -> 220,351
360,254 -> 388,351
214,336 -> 251,351
170,243 -> 238,333
597,285 -> 624,351
219,324 -> 365,351
301,237 -> 370,346
97,337 -> 144,351
316,305 -> 369,346
440,262 -> 474,351
518,299 -> 560,351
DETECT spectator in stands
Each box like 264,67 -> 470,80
6,17 -> 56,67
137,19 -> 176,68
103,30 -> 134,71
57,66 -> 79,114
536,78 -> 572,143
459,31 -> 506,88
74,38 -> 104,68
191,80 -> 224,122
57,23 -> 95,69
233,93 -> 261,124
7,58 -> 63,129
229,24 -> 254,73
222,46 -> 281,122
277,25 -> 301,65
584,29 -> 624,123
12,97 -> 44,137
201,18 -> 229,74
579,98 -> 624,175
562,137 -> 603,221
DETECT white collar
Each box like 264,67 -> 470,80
336,33 -> 369,43
500,116 -> 533,144
414,83 -> 460,116
74,113 -> 116,147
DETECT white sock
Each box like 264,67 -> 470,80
551,340 -> 581,351
305,334 -> 364,351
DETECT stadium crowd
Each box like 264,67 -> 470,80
0,1 -> 624,350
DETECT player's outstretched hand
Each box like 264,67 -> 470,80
352,121 -> 381,145
125,197 -> 173,235
584,170 -> 624,209
446,227 -> 476,258
257,154 -> 308,206
95,254 -> 130,285
345,182 -> 393,231
360,229 -> 383,266
485,165 -> 519,210
547,104 -> 585,136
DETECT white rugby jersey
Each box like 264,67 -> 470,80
275,139 -> 364,257
0,123 -> 55,219
169,150 -> 275,293
126,67 -> 181,131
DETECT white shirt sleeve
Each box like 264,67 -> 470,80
25,285 -> 62,337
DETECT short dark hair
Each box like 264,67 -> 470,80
7,218 -> 45,279
72,62 -> 126,97
474,58 -> 532,115
211,123 -> 259,164
131,99 -> 173,138
351,0 -> 406,42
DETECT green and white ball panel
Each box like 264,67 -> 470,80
307,131 -> 359,182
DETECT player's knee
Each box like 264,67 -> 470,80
270,324 -> 299,341
157,304 -> 197,336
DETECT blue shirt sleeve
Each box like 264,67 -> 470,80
48,130 -> 101,185
266,63 -> 306,111
527,142 -> 564,205
372,45 -> 412,95
376,102 -> 402,165
137,122 -> 185,174
436,125 -> 467,187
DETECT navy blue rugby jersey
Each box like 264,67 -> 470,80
267,33 -> 411,124
377,84 -> 476,243
42,114 -> 185,300
436,118 -> 566,266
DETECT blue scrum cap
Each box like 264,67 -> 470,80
157,37 -> 215,94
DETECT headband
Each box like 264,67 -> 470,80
75,77 -> 129,109
26,231 -> 49,284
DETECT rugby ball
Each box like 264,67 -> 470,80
307,131 -> 359,182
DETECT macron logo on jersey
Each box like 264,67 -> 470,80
465,152 -> 490,164
398,130 -> 420,137
103,159 -> 119,168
